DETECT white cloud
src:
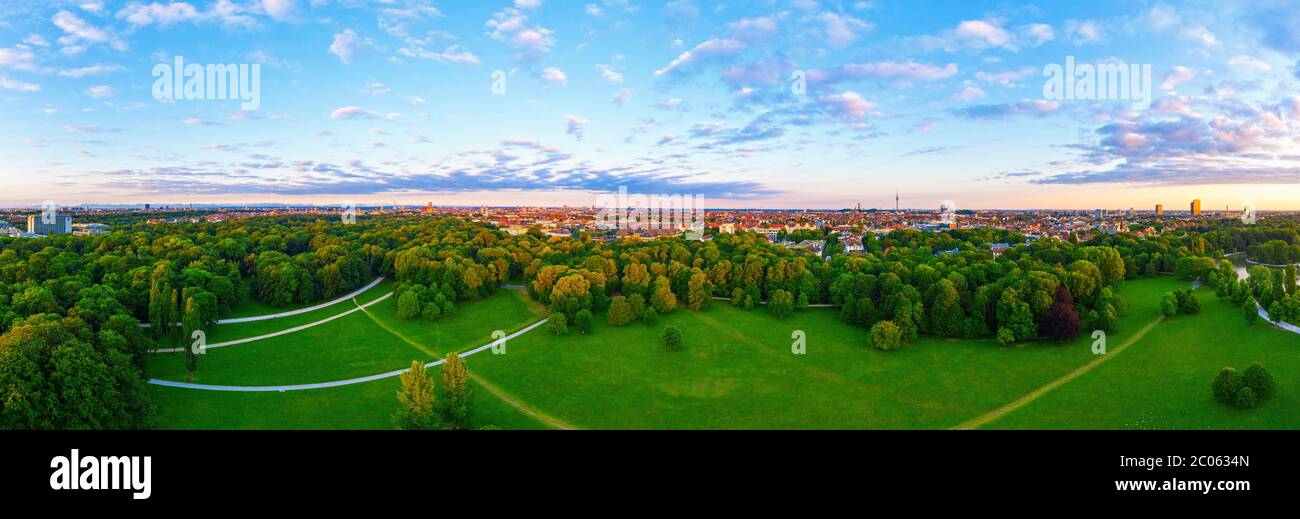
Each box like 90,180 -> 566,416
0,77 -> 40,92
654,38 -> 744,77
565,114 -> 590,140
541,67 -> 567,84
951,83 -> 986,102
261,0 -> 299,21
820,12 -> 870,48
23,34 -> 50,47
85,85 -> 115,98
1021,23 -> 1053,46
1063,19 -> 1105,45
1161,66 -> 1195,91
329,29 -> 375,64
595,63 -> 623,84
515,0 -> 542,8
331,106 -> 385,119
820,91 -> 875,119
116,2 -> 203,26
486,8 -> 555,61
0,46 -> 37,70
953,20 -> 1014,50
54,10 -> 124,54
611,88 -> 634,105
1227,55 -> 1271,72
58,64 -> 126,78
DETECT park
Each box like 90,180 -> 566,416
146,270 -> 1297,430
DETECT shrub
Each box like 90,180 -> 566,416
607,296 -> 633,327
996,327 -> 1016,346
547,313 -> 569,335
661,325 -> 682,351
1233,386 -> 1258,409
573,309 -> 594,334
1242,363 -> 1275,399
869,320 -> 902,351
1243,298 -> 1259,325
643,307 -> 658,326
1212,367 -> 1242,404
769,289 -> 794,319
1160,292 -> 1177,317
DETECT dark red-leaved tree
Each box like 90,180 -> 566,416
1041,284 -> 1082,342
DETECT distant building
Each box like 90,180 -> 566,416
1155,204 -> 1163,217
989,243 -> 1011,257
718,223 -> 735,234
1190,199 -> 1201,216
72,223 -> 110,236
28,214 -> 72,235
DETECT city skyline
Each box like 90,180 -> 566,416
4,1 -> 1300,209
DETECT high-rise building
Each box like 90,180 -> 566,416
1155,204 -> 1163,217
28,214 -> 72,235
1190,199 -> 1201,216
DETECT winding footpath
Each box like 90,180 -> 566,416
148,315 -> 550,392
140,277 -> 386,328
151,292 -> 394,353
952,315 -> 1166,430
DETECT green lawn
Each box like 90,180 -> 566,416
174,279 -> 395,346
150,376 -> 547,430
466,276 -> 1180,429
988,283 -> 1299,429
149,275 -> 1295,430
149,288 -> 540,386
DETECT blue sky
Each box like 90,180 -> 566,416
3,0 -> 1300,209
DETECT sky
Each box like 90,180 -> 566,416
2,0 -> 1300,210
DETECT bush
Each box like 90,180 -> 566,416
1242,363 -> 1275,399
769,289 -> 794,319
996,327 -> 1016,346
1243,298 -> 1259,325
869,320 -> 902,351
547,313 -> 569,335
643,307 -> 659,326
607,296 -> 633,327
1160,293 -> 1177,317
573,309 -> 594,334
1212,367 -> 1242,404
661,325 -> 682,351
1233,386 -> 1258,409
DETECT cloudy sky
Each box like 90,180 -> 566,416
3,0 -> 1300,210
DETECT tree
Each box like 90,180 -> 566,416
996,327 -> 1016,346
396,290 -> 422,320
1212,367 -> 1242,405
1242,363 -> 1274,399
685,269 -> 710,311
1233,386 -> 1257,409
607,296 -> 634,326
1244,297 -> 1259,325
395,360 -> 436,430
869,320 -> 902,351
928,279 -> 963,337
181,298 -> 201,382
1040,285 -> 1082,342
650,277 -> 677,314
573,309 -> 594,334
643,307 -> 659,326
547,312 -> 569,335
661,325 -> 682,351
1160,293 -> 1178,317
438,353 -> 473,430
769,289 -> 794,319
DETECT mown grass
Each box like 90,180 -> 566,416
148,288 -> 539,386
989,283 -> 1299,429
465,276 -> 1179,429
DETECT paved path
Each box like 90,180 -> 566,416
141,277 -> 385,328
1256,301 -> 1300,334
952,315 -> 1165,430
148,316 -> 550,392
152,292 -> 393,353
